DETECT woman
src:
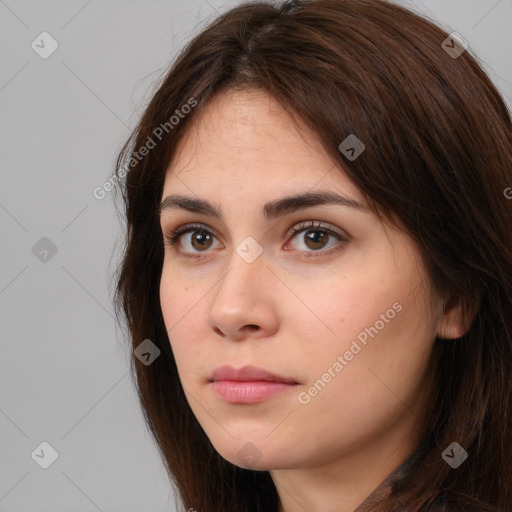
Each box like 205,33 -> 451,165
113,0 -> 512,510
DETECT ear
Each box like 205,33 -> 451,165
436,294 -> 479,340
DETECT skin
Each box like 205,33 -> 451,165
158,88 -> 468,512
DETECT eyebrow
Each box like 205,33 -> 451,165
159,191 -> 367,222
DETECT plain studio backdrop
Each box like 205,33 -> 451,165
0,0 -> 510,511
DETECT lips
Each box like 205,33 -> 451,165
209,365 -> 299,404
210,365 -> 298,384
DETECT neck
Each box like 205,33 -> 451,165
271,412 -> 423,512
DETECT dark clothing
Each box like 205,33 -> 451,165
352,455 -> 496,512
353,455 -> 417,512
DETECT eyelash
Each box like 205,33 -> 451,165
162,220 -> 348,260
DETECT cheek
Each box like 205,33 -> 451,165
287,278 -> 435,453
159,267 -> 204,377
289,251 -> 435,392
159,261 -> 202,324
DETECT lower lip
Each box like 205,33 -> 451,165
211,380 -> 297,403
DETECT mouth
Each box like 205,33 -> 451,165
209,365 -> 300,404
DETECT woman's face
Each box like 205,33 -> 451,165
159,88 -> 453,473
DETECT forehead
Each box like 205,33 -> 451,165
161,89 -> 363,203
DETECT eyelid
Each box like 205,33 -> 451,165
285,220 -> 349,240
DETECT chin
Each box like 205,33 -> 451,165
209,435 -> 298,471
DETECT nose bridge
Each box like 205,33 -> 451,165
215,245 -> 267,305
208,243 -> 277,335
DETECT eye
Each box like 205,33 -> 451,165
163,223 -> 221,259
285,220 -> 348,258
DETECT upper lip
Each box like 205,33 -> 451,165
210,365 -> 298,384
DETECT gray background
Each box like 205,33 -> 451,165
1,0 -> 510,510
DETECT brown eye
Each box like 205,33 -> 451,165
287,220 -> 347,257
190,230 -> 214,251
163,224 -> 221,259
302,230 -> 330,250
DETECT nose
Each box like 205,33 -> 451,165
208,251 -> 279,341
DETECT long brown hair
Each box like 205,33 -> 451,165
113,1 -> 512,510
